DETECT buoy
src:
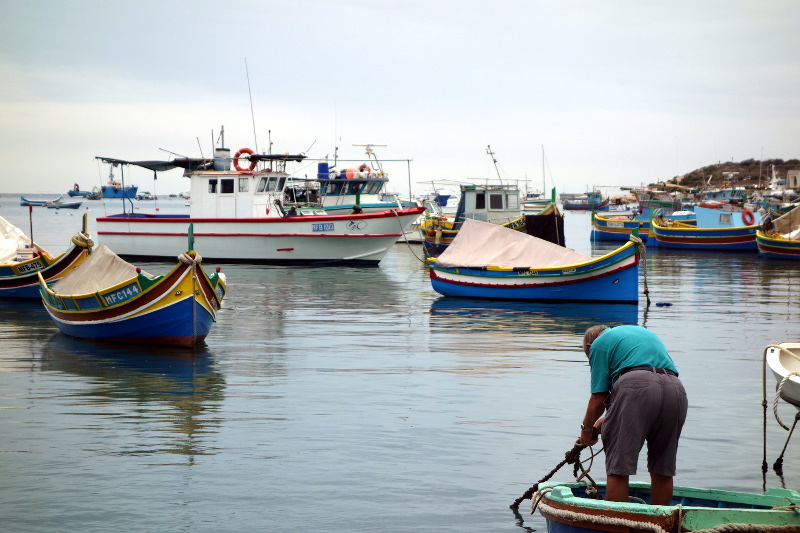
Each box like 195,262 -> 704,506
655,302 -> 673,307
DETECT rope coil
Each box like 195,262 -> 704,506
178,251 -> 203,265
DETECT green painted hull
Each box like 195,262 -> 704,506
535,482 -> 800,532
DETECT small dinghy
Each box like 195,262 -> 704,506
532,481 -> 800,532
766,342 -> 800,409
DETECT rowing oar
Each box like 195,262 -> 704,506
509,439 -> 587,510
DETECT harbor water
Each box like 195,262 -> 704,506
0,195 -> 798,532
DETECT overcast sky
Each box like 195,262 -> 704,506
2,0 -> 799,195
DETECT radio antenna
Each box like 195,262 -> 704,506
245,58 -> 259,153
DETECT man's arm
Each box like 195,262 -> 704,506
580,392 -> 609,446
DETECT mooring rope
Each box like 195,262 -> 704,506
629,234 -> 650,307
773,371 -> 800,431
391,209 -> 428,264
510,440 -> 595,510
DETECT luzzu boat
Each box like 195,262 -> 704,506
591,210 -> 695,242
428,219 -> 641,303
38,242 -> 226,348
649,205 -> 760,251
0,214 -> 93,299
94,131 -> 424,266
532,481 -> 800,532
757,207 -> 800,260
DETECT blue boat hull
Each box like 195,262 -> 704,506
51,295 -> 216,343
430,264 -> 639,302
101,185 -> 138,199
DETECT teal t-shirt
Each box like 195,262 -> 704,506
589,325 -> 678,393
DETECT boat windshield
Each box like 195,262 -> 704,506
257,176 -> 287,193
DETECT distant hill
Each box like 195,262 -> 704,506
656,158 -> 800,190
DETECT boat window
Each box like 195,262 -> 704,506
256,177 -> 268,192
507,194 -> 519,209
239,178 -> 249,192
221,179 -> 235,194
719,213 -> 732,224
208,179 -> 218,193
489,193 -> 504,209
475,192 -> 486,210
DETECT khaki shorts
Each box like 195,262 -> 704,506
601,369 -> 688,476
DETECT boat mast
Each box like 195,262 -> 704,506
486,145 -> 504,186
542,145 -> 546,194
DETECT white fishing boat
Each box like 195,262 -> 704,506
95,139 -> 424,266
765,342 -> 800,409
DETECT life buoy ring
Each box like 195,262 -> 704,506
358,164 -> 371,173
233,148 -> 257,172
742,209 -> 755,226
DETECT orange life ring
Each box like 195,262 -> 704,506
358,164 -> 371,173
742,209 -> 755,226
233,147 -> 257,172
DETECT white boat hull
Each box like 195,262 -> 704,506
96,208 -> 424,265
766,342 -> 800,409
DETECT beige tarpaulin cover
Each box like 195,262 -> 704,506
52,244 -> 153,295
0,216 -> 39,264
435,218 -> 592,269
773,207 -> 800,240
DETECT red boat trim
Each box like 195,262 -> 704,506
95,206 -> 425,224
96,231 -> 402,238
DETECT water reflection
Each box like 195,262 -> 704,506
37,335 -> 225,458
429,297 -> 638,335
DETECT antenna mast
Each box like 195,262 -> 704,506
486,145 -> 504,185
245,58 -> 259,153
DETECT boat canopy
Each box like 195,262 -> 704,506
51,244 -> 152,295
435,218 -> 591,269
773,205 -> 800,237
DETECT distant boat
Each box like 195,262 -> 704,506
562,189 -> 610,211
135,191 -> 155,200
428,218 -> 641,303
20,195 -> 62,207
67,183 -> 92,197
46,199 -> 83,209
0,214 -> 93,299
530,481 -> 800,532
101,166 -> 138,199
39,243 -> 227,348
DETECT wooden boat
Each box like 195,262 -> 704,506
38,243 -> 227,348
45,199 -> 83,209
765,342 -> 800,409
428,218 -> 640,303
591,210 -> 695,242
420,181 -> 529,256
0,214 -> 93,299
757,207 -> 800,260
532,481 -> 800,532
94,140 -> 424,266
562,190 -> 610,211
20,195 -> 62,207
649,205 -> 760,251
